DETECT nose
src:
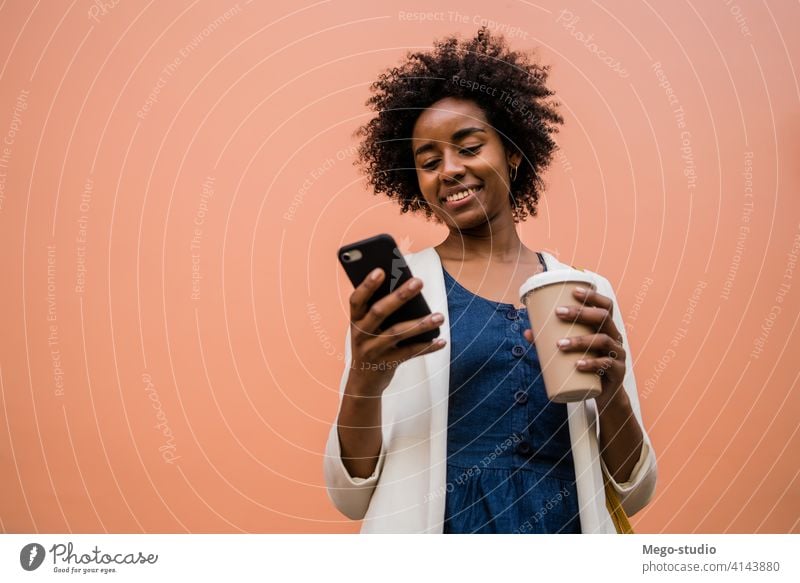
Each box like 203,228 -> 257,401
440,148 -> 465,182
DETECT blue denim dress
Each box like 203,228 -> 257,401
442,258 -> 581,534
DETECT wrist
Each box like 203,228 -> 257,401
596,384 -> 630,416
344,371 -> 386,400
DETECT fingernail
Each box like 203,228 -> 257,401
576,359 -> 586,366
370,269 -> 382,281
557,338 -> 570,347
556,307 -> 569,315
431,313 -> 444,324
574,287 -> 586,295
408,278 -> 421,290
434,338 -> 446,346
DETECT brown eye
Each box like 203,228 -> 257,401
460,145 -> 482,156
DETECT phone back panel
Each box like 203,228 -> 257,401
338,234 -> 439,346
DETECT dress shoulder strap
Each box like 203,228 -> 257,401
535,251 -> 548,272
536,251 -> 587,274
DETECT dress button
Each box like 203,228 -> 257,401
514,390 -> 528,404
506,309 -> 518,320
511,345 -> 525,357
515,440 -> 532,455
511,323 -> 520,332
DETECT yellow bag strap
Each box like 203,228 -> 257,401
570,263 -> 633,533
604,480 -> 635,534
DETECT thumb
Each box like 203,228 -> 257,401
523,329 -> 535,345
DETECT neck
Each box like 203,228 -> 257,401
437,210 -> 532,263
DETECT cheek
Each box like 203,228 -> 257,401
416,171 -> 438,196
469,151 -> 504,181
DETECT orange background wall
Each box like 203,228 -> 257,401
0,0 -> 797,533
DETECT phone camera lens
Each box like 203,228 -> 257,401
340,249 -> 362,263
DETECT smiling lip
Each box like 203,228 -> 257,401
441,185 -> 482,208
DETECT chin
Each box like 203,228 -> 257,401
439,210 -> 490,231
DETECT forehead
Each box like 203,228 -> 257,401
411,98 -> 489,140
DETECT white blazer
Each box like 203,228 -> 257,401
324,247 -> 657,533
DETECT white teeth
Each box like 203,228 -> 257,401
445,187 -> 479,203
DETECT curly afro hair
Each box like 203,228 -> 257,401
354,26 -> 564,223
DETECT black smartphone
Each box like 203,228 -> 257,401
337,233 -> 440,347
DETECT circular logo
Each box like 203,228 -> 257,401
20,543 -> 46,571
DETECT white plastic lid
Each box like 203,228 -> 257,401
519,269 -> 597,303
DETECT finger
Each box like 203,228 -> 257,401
377,312 -> 445,346
349,268 -> 385,322
356,276 -> 424,336
555,304 -> 617,338
572,286 -> 614,318
556,333 -> 625,360
392,337 -> 447,363
573,288 -> 624,343
574,356 -> 623,376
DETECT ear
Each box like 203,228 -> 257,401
506,148 -> 522,170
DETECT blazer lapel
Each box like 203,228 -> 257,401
540,251 -> 605,532
405,247 -> 450,532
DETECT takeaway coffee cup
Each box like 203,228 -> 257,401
519,270 -> 602,403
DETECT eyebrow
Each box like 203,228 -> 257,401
413,126 -> 486,157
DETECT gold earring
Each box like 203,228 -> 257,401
509,165 -> 518,182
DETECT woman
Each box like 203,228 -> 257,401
324,28 -> 657,533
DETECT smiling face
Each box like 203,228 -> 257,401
411,97 -> 521,230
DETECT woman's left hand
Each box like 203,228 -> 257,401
523,285 -> 627,409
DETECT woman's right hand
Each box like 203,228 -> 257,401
346,267 -> 447,398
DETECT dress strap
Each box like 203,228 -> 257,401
536,251 -> 548,272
